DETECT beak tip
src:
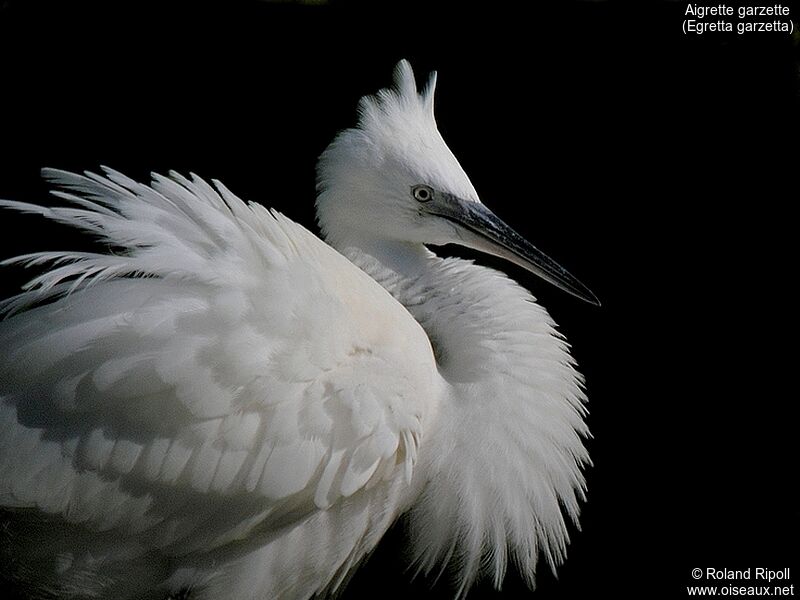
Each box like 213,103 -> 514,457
568,281 -> 600,307
576,291 -> 601,308
568,279 -> 600,308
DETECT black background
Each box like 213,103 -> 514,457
0,1 -> 798,598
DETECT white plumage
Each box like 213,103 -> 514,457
0,61 -> 592,599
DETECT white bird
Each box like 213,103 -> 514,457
0,61 -> 596,600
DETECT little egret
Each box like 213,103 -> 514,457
0,61 -> 596,599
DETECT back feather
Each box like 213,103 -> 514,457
0,168 -> 438,599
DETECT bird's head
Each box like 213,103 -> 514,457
316,60 -> 598,305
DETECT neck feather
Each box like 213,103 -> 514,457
338,241 -> 590,594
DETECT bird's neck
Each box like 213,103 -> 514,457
338,238 -> 431,282
338,240 -> 590,592
337,241 -> 471,378
336,240 -> 534,380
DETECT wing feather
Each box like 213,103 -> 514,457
0,170 -> 440,597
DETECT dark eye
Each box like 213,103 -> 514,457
412,185 -> 434,203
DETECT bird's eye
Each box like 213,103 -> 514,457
412,185 -> 434,203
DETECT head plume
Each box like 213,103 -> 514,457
356,59 -> 438,142
316,60 -> 478,247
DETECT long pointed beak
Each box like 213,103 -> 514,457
424,193 -> 600,306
